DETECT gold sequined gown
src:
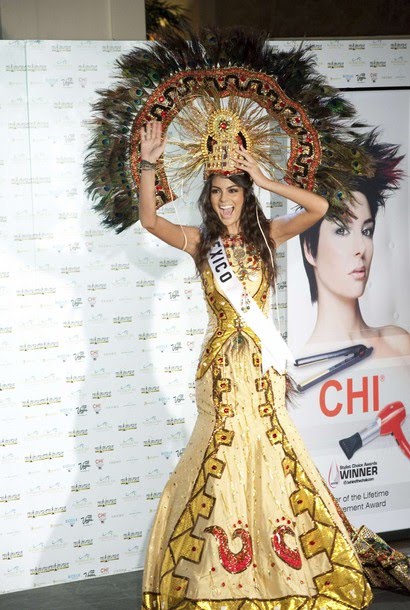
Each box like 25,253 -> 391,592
142,238 -> 408,610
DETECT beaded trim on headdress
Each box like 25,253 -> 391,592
84,28 -> 399,233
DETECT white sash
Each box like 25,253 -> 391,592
207,239 -> 293,375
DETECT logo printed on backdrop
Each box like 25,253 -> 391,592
74,539 -> 93,548
391,56 -> 407,66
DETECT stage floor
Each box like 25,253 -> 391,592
1,541 -> 409,610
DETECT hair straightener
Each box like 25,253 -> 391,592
294,344 -> 373,392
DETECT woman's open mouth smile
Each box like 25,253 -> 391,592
219,205 -> 234,218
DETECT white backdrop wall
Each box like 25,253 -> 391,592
0,38 -> 409,594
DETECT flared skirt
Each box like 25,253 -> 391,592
142,339 -> 373,610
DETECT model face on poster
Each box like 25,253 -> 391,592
300,192 -> 410,358
305,193 -> 375,301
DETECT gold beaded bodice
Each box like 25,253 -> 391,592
197,235 -> 270,380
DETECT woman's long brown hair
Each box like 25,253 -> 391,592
194,173 -> 278,288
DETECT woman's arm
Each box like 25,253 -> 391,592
139,121 -> 199,255
235,147 -> 329,246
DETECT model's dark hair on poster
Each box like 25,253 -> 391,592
194,173 -> 278,287
299,131 -> 404,303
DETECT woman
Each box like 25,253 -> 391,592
138,120 -> 375,610
299,168 -> 410,359
85,29 -> 410,607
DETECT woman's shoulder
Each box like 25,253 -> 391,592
378,324 -> 410,337
373,324 -> 410,357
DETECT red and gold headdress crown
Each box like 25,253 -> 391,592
85,28 -> 388,232
203,107 -> 250,176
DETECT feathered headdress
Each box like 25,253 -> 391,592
84,28 -> 393,233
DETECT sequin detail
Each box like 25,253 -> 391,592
196,260 -> 265,379
271,525 -> 302,570
205,525 -> 253,574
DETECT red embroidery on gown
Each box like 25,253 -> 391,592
271,525 -> 302,570
205,525 -> 252,574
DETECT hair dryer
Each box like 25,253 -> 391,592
339,401 -> 410,460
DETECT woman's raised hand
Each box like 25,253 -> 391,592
233,146 -> 268,186
140,121 -> 167,163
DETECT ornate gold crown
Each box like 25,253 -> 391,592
202,108 -> 251,176
164,94 -> 286,189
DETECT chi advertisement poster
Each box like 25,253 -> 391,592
287,88 -> 410,533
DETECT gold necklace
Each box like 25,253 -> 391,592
222,234 -> 261,312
